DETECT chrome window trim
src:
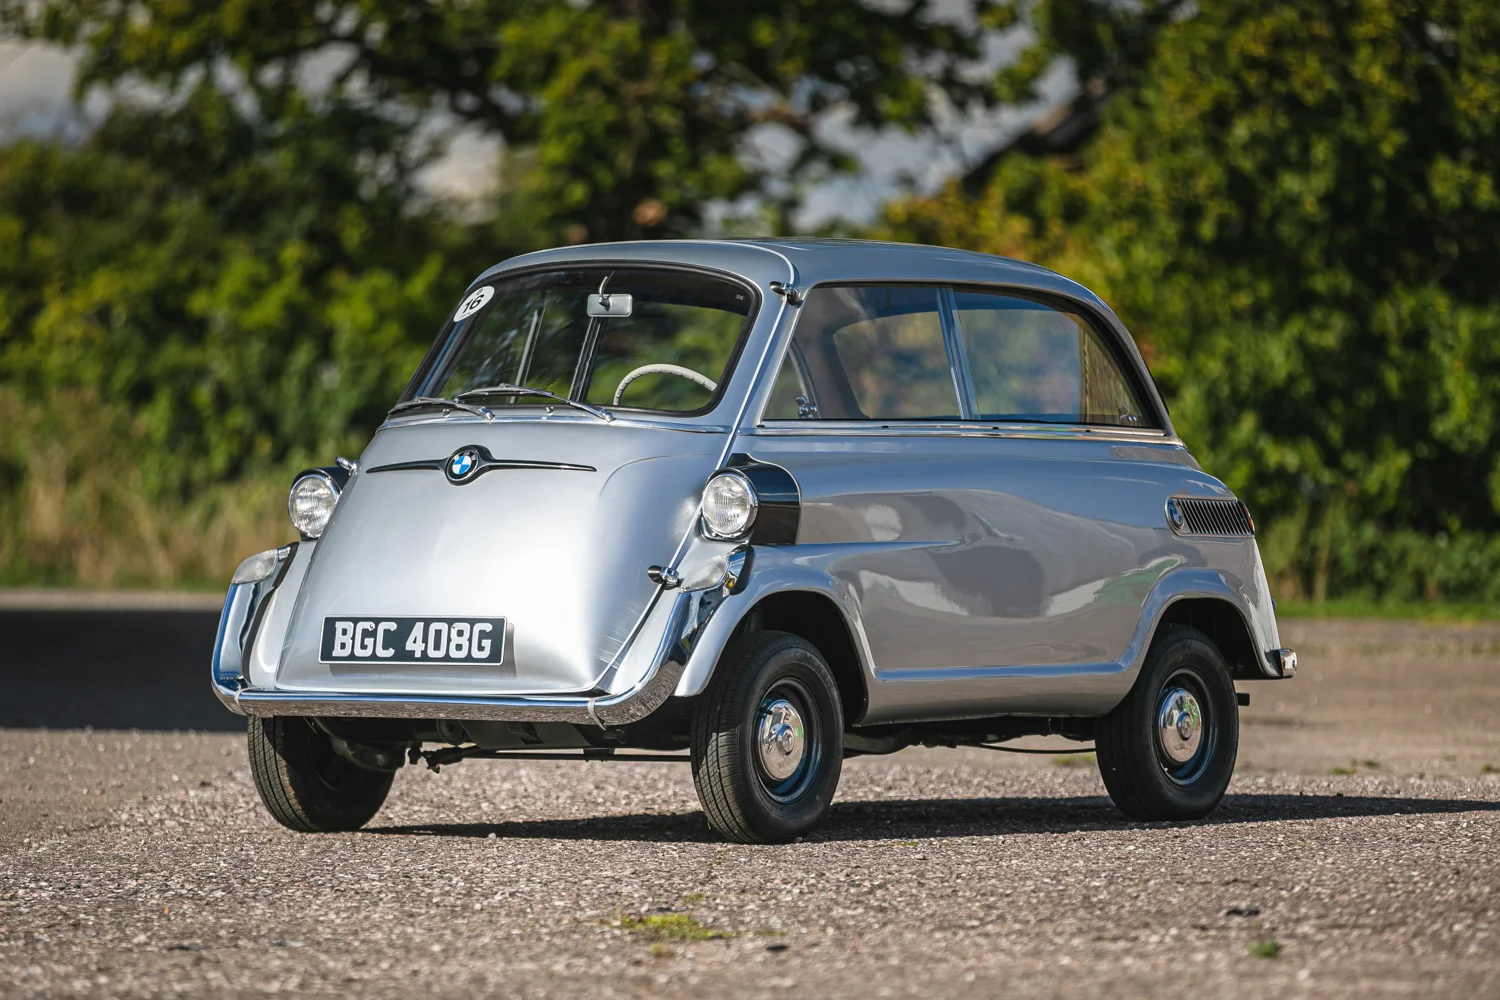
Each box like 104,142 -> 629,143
747,420 -> 1178,444
938,285 -> 980,421
747,278 -> 1170,432
380,411 -> 737,434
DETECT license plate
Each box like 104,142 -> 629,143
319,617 -> 506,665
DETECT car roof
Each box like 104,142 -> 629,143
477,238 -> 1109,313
723,236 -> 1058,271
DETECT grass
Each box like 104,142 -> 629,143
616,913 -> 734,942
1276,599 -> 1500,622
0,389 -> 295,589
1331,759 -> 1381,776
1248,939 -> 1282,959
1052,754 -> 1096,768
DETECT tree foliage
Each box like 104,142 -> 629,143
0,87 -> 494,491
886,0 -> 1500,600
4,0 -> 1004,241
4,0 -> 1500,598
0,0 -> 1010,583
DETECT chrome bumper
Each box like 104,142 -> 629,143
212,547 -> 747,727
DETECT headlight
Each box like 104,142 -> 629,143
701,471 -> 757,539
289,472 -> 340,539
230,548 -> 279,585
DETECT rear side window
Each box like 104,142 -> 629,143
952,290 -> 1152,427
763,285 -> 959,420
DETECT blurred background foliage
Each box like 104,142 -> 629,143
0,0 -> 1498,603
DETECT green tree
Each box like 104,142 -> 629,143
4,0 -> 1008,242
0,86 -> 492,492
0,85 -> 506,582
887,0 -> 1500,602
0,1 -> 1014,584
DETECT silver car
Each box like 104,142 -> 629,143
212,239 -> 1295,843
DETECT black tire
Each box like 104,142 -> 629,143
691,631 -> 844,844
247,716 -> 393,832
1096,626 -> 1239,821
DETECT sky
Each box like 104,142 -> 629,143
0,22 -> 1073,229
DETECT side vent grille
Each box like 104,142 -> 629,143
1169,497 -> 1255,537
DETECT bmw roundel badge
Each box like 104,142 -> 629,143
447,447 -> 482,484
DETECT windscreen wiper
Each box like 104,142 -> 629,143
457,384 -> 614,423
388,396 -> 494,420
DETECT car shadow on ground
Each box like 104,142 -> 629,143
365,792 -> 1500,844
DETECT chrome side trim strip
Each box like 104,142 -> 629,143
366,458 -> 595,474
745,422 -> 1176,443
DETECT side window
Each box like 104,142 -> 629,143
768,285 -> 958,420
952,290 -> 1152,427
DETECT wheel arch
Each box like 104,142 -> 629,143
673,550 -> 875,723
1155,596 -> 1262,680
729,590 -> 869,725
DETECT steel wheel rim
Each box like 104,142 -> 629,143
1155,669 -> 1214,786
754,679 -> 819,803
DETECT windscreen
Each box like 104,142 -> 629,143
415,267 -> 756,414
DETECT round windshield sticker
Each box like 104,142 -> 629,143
453,285 -> 494,321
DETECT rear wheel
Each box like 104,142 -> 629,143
248,716 -> 393,832
1095,626 -> 1239,821
691,631 -> 844,844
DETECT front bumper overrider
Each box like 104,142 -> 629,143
211,545 -> 749,728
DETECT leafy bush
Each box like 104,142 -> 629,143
883,0 -> 1500,603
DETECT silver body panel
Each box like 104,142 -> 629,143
212,239 -> 1286,728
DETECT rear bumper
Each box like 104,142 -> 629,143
212,546 -> 747,727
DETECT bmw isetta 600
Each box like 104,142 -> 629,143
212,238 -> 1295,843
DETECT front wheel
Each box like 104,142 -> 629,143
691,631 -> 844,844
248,716 -> 393,832
1095,626 -> 1239,821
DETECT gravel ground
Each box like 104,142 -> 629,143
3,618 -> 1499,998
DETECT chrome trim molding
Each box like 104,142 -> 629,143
748,422 -> 1176,444
1167,496 -> 1255,537
366,453 -> 595,477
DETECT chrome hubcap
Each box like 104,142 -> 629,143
756,697 -> 806,781
1157,687 -> 1203,764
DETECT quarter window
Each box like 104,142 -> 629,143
763,285 -> 959,420
952,290 -> 1151,427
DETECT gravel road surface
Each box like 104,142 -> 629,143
3,615 -> 1498,998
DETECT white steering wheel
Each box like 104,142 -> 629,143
612,364 -> 718,405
